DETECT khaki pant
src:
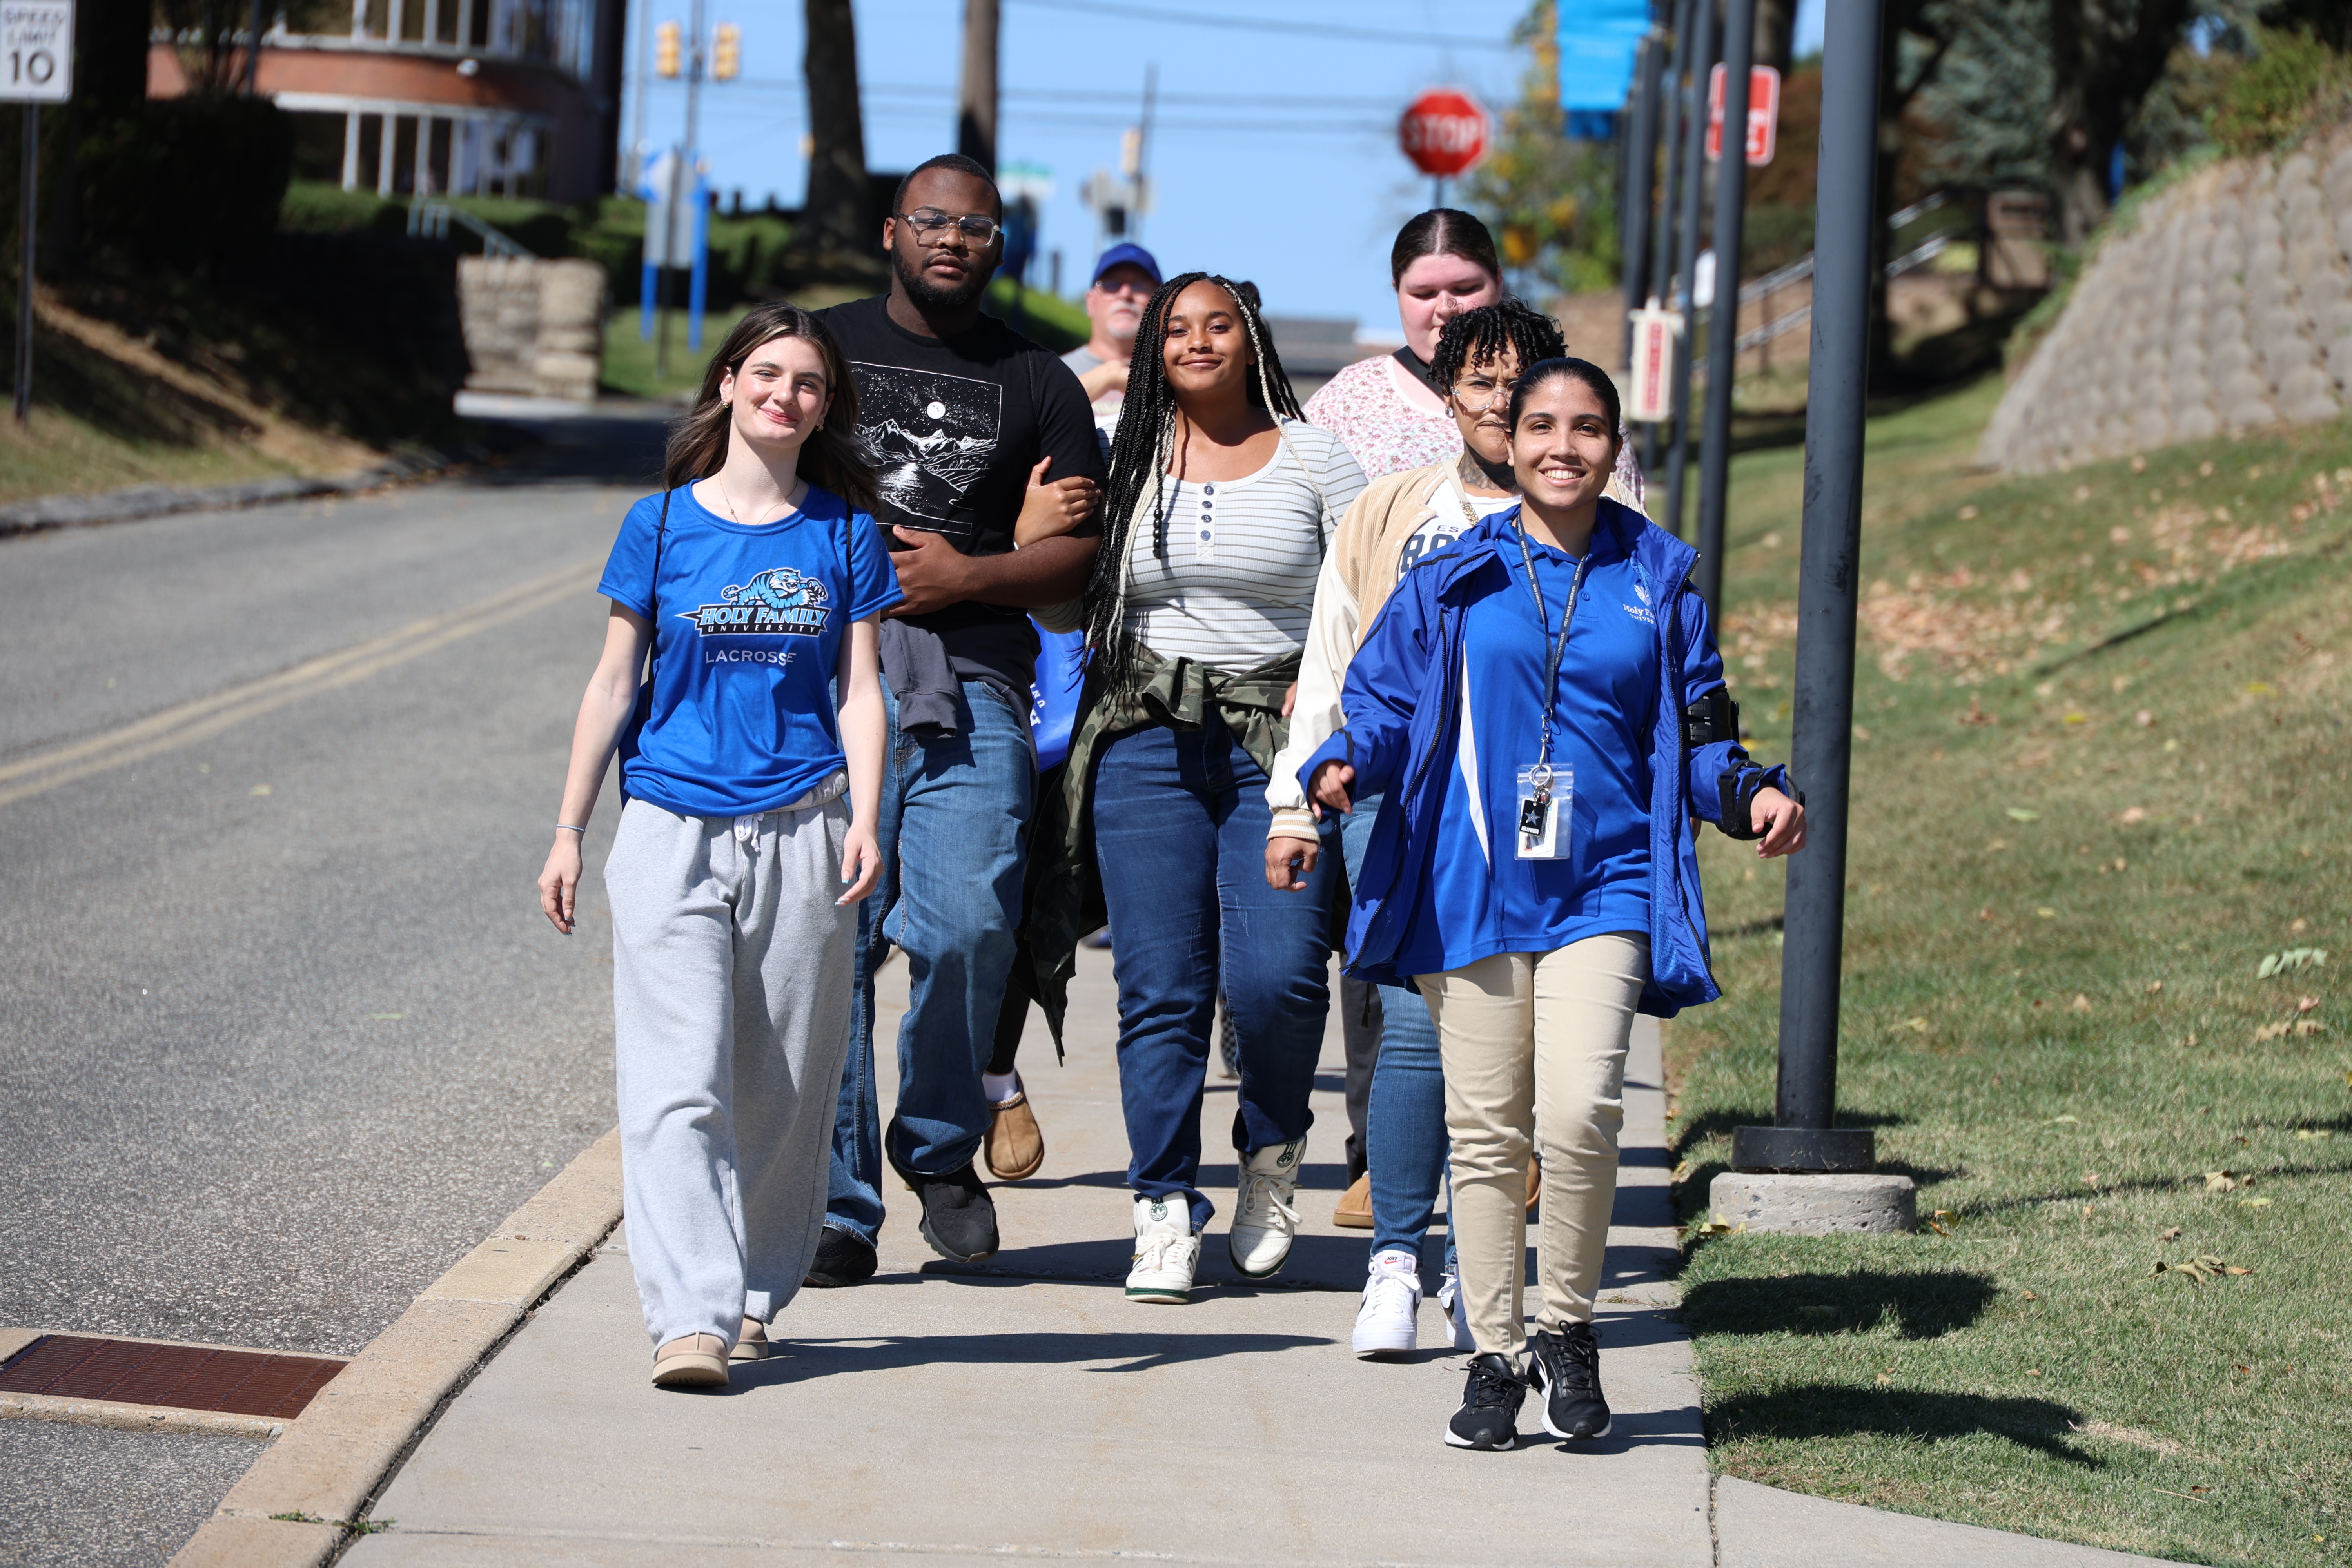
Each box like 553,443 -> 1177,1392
1415,934 -> 1649,1362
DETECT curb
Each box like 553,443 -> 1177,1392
167,1128 -> 624,1568
0,446 -> 465,540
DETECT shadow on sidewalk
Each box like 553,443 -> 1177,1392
723,1328 -> 1335,1390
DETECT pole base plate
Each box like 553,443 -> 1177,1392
1731,1124 -> 1874,1174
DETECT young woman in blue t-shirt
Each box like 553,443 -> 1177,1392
1302,359 -> 1805,1450
536,303 -> 901,1390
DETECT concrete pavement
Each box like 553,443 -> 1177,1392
334,954 -> 2174,1568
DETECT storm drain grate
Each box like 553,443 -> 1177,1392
0,1334 -> 343,1419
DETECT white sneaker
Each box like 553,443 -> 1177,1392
1228,1137 -> 1305,1278
1126,1193 -> 1200,1303
1436,1267 -> 1475,1352
1352,1249 -> 1423,1357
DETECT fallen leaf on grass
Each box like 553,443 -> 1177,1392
1689,1212 -> 1742,1237
1671,1158 -> 1693,1183
2118,805 -> 2149,824
2006,807 -> 2043,822
2238,1196 -> 2272,1208
2254,1022 -> 2290,1042
2037,907 -> 2057,919
2151,1254 -> 2232,1282
1875,1371 -> 1893,1386
1924,1209 -> 1957,1236
2082,1172 -> 2101,1187
2296,1129 -> 2333,1140
2294,1019 -> 2326,1036
2146,980 -> 2164,994
2160,1226 -> 2183,1241
2071,994 -> 2093,1013
1893,1016 -> 1929,1033
2048,1113 -> 2081,1124
2020,1289 -> 2040,1300
2297,995 -> 2321,1014
2257,948 -> 2328,978
2205,1170 -> 2239,1191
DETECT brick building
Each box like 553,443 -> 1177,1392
149,0 -> 627,202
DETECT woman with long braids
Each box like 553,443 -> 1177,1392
1301,358 -> 1804,1450
1267,298 -> 1655,1358
1021,273 -> 1367,1304
536,303 -> 898,1388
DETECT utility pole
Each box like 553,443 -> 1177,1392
628,0 -> 649,175
1660,0 -> 1715,539
682,0 -> 709,352
1734,0 -> 1886,1179
1642,0 -> 1695,483
1694,0 -> 1757,617
1619,31 -> 1663,372
957,0 -> 997,172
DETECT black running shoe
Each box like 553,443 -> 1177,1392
1529,1321 -> 1612,1439
909,1162 -> 999,1263
803,1225 -> 878,1289
1444,1352 -> 1527,1450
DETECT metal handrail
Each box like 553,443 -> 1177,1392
1722,236 -> 1958,356
407,199 -> 532,258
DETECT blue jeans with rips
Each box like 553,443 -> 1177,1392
1092,719 -> 1337,1233
1341,792 -> 1453,1272
824,678 -> 1035,1243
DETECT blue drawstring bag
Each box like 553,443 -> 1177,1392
1028,624 -> 1088,772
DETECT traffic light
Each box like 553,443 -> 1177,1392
710,22 -> 740,81
654,20 -> 680,78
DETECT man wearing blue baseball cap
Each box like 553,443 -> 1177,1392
1061,242 -> 1160,414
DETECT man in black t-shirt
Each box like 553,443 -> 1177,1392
807,154 -> 1104,1282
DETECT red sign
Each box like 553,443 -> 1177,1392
1399,88 -> 1491,178
1705,64 -> 1782,166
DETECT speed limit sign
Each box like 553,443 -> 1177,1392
0,0 -> 73,102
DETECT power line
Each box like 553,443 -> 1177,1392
1003,0 -> 1512,49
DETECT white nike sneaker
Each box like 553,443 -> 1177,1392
1126,1193 -> 1200,1303
1436,1267 -> 1475,1352
1228,1137 -> 1305,1278
1352,1249 -> 1423,1357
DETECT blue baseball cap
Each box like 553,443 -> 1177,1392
1090,243 -> 1162,287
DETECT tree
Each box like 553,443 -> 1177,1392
1463,0 -> 1621,300
2045,0 -> 2195,244
801,0 -> 872,264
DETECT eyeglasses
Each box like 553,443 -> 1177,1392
896,209 -> 1001,246
1092,276 -> 1153,297
1450,375 -> 1521,413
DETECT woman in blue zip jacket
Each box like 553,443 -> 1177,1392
1299,358 -> 1805,1452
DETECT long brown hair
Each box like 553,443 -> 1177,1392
662,303 -> 877,512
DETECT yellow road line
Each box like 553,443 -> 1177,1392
0,558 -> 605,811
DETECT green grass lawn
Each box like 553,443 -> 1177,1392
1672,378 -> 2352,1566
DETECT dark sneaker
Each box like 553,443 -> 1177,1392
1444,1352 -> 1526,1450
1528,1322 -> 1612,1440
909,1163 -> 999,1263
803,1225 -> 877,1289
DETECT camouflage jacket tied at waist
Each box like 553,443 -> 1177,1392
1014,641 -> 1304,1049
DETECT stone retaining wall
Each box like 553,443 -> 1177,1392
456,256 -> 606,404
1981,134 -> 2352,473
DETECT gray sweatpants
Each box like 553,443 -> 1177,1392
604,780 -> 855,1349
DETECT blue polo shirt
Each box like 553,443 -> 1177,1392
599,482 -> 901,818
1391,514 -> 1658,979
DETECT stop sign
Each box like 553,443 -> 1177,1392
1399,88 -> 1490,178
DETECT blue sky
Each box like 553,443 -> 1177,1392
621,0 -> 1826,332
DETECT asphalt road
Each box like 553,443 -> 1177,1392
0,416 -> 671,1565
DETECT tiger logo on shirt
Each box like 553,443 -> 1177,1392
680,568 -> 831,636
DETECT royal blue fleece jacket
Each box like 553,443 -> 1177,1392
1299,499 -> 1791,1017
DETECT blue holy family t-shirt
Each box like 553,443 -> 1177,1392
1391,515 -> 1660,979
598,481 -> 902,818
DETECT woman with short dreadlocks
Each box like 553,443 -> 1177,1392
1018,273 -> 1367,1304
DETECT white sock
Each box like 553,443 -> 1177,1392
982,1070 -> 1021,1105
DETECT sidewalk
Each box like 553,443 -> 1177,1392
340,946 -> 2172,1568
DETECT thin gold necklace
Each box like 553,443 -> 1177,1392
719,474 -> 804,526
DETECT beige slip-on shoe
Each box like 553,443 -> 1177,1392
985,1090 -> 1045,1181
652,1333 -> 730,1389
730,1318 -> 769,1362
1333,1171 -> 1373,1229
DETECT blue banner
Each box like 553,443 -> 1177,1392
1559,0 -> 1652,113
1028,624 -> 1088,773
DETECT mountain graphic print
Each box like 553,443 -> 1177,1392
850,362 -> 1004,543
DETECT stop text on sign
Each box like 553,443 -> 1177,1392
0,0 -> 73,102
1399,88 -> 1490,178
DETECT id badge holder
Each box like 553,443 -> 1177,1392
1515,763 -> 1572,860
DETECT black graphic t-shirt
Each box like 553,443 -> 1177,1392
815,294 -> 1105,691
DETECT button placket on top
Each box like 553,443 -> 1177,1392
1192,481 -> 1216,563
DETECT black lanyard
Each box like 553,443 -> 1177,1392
1510,517 -> 1588,773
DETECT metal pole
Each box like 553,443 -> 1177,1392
1661,0 -> 1715,539
15,106 -> 36,425
1734,0 -> 1884,1177
1694,0 -> 1755,617
1619,31 -> 1663,371
1132,61 -> 1155,241
627,0 -> 648,178
1642,0 -> 1695,481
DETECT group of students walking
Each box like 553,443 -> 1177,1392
535,152 -> 1806,1451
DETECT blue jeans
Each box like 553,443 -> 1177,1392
1341,792 -> 1452,1270
825,678 -> 1035,1242
1093,720 -> 1336,1232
